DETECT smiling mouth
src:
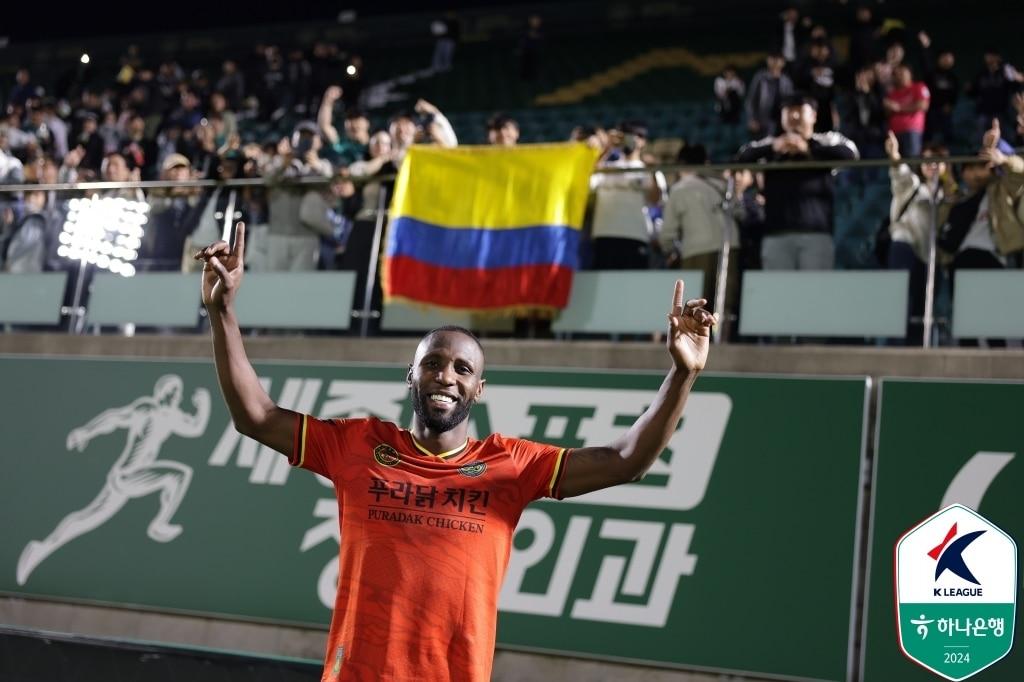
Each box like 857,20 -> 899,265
428,393 -> 457,406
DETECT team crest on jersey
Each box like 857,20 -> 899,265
458,461 -> 487,477
373,444 -> 401,467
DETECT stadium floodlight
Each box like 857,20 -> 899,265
56,194 -> 149,277
80,53 -> 90,64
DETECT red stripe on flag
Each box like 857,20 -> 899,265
927,523 -> 957,560
384,256 -> 574,310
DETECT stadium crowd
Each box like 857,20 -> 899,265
1,4 -> 1023,342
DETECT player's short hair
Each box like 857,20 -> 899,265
422,325 -> 484,356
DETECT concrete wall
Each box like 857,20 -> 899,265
3,332 -> 1022,681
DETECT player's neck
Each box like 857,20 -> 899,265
410,421 -> 470,456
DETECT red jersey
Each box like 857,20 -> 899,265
887,82 -> 930,134
291,415 -> 570,682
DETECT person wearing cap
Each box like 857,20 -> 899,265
143,154 -> 202,271
262,121 -> 333,271
486,114 -> 519,146
736,92 -> 858,271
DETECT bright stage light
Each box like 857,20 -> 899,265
59,194 -> 149,277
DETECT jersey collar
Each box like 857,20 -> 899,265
408,433 -> 469,460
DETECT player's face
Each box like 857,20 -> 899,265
408,332 -> 485,434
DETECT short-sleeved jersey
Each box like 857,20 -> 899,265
291,415 -> 570,682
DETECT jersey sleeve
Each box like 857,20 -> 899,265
507,437 -> 572,502
290,414 -> 360,480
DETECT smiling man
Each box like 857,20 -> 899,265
196,223 -> 716,682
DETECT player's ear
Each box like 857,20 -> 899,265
405,364 -> 413,387
474,378 -> 486,402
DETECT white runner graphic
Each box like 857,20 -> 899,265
16,375 -> 210,585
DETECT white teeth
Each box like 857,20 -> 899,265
429,394 -> 456,403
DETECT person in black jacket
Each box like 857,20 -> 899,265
736,93 -> 859,270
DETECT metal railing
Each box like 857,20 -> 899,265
0,152 -> 1016,345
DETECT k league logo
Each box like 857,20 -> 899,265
895,504 -> 1017,681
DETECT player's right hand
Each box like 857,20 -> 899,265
195,222 -> 246,310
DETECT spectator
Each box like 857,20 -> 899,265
777,7 -> 810,67
714,66 -> 746,125
590,122 -> 659,270
214,60 -> 246,110
300,170 -> 357,270
263,122 -> 333,271
74,113 -> 106,173
487,114 -> 520,146
318,86 -> 369,167
884,64 -> 930,158
310,43 -> 340,104
659,144 -> 744,320
167,89 -> 204,131
8,69 -> 40,111
285,49 -> 313,115
966,49 -> 1024,137
849,5 -> 880,73
1,187 -> 60,273
143,154 -> 203,271
746,54 -> 794,138
100,151 -> 142,199
736,93 -> 859,270
883,132 -> 954,344
98,111 -> 122,155
389,100 -> 457,167
431,12 -> 460,73
797,40 -> 839,132
208,92 -> 238,146
261,46 -> 287,120
938,122 -> 1024,345
519,15 -> 544,81
184,151 -> 248,273
39,99 -> 69,160
918,32 -> 958,145
846,66 -> 887,175
347,129 -> 398,319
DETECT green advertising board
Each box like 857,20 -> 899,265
0,357 -> 868,681
862,379 -> 1023,682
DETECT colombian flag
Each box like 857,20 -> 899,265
383,143 -> 599,314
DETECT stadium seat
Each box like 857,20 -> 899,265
952,271 -> 1024,339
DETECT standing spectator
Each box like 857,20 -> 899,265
938,122 -> 1024,345
389,100 -> 457,167
918,32 -> 958,145
798,40 -> 839,132
310,43 -> 340,104
848,5 -> 879,73
777,7 -> 810,67
1,187 -> 60,273
208,92 -> 238,145
8,69 -> 40,111
883,132 -> 955,344
215,60 -> 246,110
431,12 -> 460,73
486,114 -> 520,146
966,49 -> 1024,138
590,122 -> 659,270
74,113 -> 106,173
300,171 -> 357,270
317,86 -> 369,167
659,144 -> 744,320
285,49 -> 313,115
885,64 -> 930,158
263,122 -> 333,271
736,93 -> 859,270
714,66 -> 746,125
746,54 -> 794,138
143,154 -> 203,271
347,130 -> 398,319
519,15 -> 544,81
846,66 -> 887,177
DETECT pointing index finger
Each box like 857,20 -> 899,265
233,222 -> 246,262
671,279 -> 684,316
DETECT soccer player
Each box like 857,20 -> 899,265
195,223 -> 716,682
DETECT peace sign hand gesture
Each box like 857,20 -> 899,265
195,222 -> 246,311
666,279 -> 716,372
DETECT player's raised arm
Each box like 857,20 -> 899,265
196,222 -> 296,456
558,280 -> 714,498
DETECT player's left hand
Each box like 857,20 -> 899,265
666,279 -> 716,372
66,428 -> 87,452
